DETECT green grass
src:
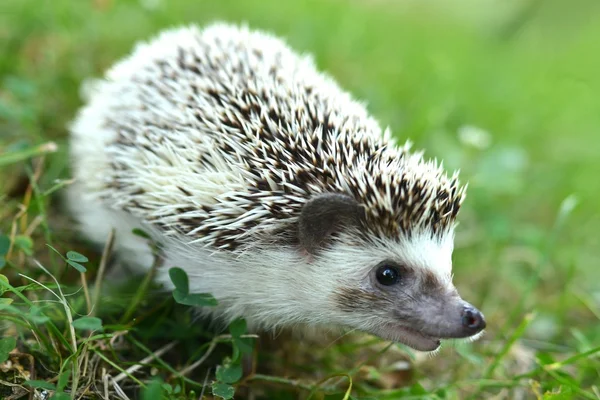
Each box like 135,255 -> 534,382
1,0 -> 600,398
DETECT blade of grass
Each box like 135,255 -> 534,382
0,142 -> 57,167
92,229 -> 115,317
505,196 -> 577,332
112,340 -> 178,383
439,378 -> 524,391
545,345 -> 600,372
248,374 -> 316,392
120,260 -> 157,324
90,349 -> 146,387
514,345 -> 600,380
25,163 -> 58,272
80,272 -> 91,315
484,312 -> 536,379
127,336 -> 206,387
545,369 -> 597,400
0,314 -> 32,330
31,260 -> 81,398
0,274 -> 60,351
41,178 -> 75,197
306,373 -> 352,400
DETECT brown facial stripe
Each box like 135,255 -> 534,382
333,287 -> 389,313
420,270 -> 446,296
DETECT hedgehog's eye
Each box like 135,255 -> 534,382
376,264 -> 401,286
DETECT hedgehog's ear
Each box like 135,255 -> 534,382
298,193 -> 364,255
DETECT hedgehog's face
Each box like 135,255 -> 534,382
325,234 -> 485,351
304,231 -> 486,351
299,193 -> 485,351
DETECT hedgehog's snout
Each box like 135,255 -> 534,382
460,303 -> 486,334
425,300 -> 486,340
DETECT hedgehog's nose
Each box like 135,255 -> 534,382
461,304 -> 486,333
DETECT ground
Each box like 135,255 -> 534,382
0,0 -> 599,399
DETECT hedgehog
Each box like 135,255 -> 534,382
68,23 -> 485,351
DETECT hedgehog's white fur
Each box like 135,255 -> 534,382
68,23 -> 480,351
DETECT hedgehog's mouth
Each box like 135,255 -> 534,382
370,324 -> 441,352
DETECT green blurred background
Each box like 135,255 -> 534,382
1,0 -> 599,393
